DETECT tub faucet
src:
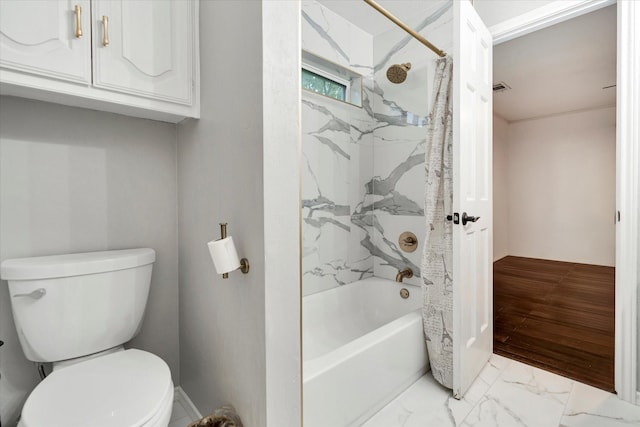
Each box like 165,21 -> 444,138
396,268 -> 413,283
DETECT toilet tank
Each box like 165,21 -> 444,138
0,248 -> 155,363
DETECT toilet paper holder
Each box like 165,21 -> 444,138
208,223 -> 250,279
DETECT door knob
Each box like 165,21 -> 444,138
461,212 -> 480,226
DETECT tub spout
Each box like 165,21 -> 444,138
396,268 -> 413,283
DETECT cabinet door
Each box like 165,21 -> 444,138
0,0 -> 91,84
92,0 -> 194,105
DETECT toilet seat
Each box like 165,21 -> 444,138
20,349 -> 173,427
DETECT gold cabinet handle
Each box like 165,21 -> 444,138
102,15 -> 109,47
74,5 -> 83,38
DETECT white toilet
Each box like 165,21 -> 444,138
1,248 -> 174,427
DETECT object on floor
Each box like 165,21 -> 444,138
188,405 -> 243,427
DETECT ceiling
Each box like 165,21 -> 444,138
493,5 -> 616,122
316,0 -> 558,37
317,0 -> 441,36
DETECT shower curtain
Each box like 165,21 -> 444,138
421,56 -> 454,389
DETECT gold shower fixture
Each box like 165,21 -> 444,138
396,268 -> 413,283
387,63 -> 411,84
399,232 -> 418,252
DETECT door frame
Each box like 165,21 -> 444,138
485,0 -> 638,404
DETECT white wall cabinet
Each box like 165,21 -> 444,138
92,0 -> 194,106
0,0 -> 91,84
0,0 -> 199,122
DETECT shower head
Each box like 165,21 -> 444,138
386,63 -> 411,84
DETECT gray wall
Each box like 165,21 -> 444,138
177,1 -> 302,425
0,96 -> 179,426
177,0 -> 266,425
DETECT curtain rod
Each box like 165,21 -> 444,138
363,0 -> 447,57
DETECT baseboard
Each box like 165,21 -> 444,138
493,255 -> 508,263
175,386 -> 202,420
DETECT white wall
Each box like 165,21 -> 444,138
493,113 -> 509,261
262,3 -> 302,423
506,107 -> 616,266
0,96 -> 179,427
177,1 -> 301,426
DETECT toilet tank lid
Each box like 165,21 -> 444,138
0,248 -> 155,281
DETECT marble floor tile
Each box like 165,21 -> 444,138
560,382 -> 640,427
361,374 -> 466,427
462,361 -> 574,427
476,353 -> 512,386
362,354 -> 514,427
362,355 -> 628,427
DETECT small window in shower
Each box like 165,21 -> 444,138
302,50 -> 363,107
302,68 -> 347,102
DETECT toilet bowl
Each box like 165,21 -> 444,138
18,349 -> 173,427
1,248 -> 172,427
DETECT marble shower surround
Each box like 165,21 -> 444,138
371,0 -> 453,286
301,1 -> 375,296
301,0 -> 453,295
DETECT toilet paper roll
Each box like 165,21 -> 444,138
208,236 -> 241,274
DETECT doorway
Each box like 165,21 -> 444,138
490,5 -> 617,392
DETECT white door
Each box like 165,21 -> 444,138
0,0 -> 91,84
452,0 -> 493,399
92,0 -> 194,105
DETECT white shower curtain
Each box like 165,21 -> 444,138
421,56 -> 454,389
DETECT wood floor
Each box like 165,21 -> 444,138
493,256 -> 615,392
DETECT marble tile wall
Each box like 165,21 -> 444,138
301,1 -> 375,296
301,0 -> 453,295
370,1 -> 453,286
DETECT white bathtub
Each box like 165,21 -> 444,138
303,277 -> 429,427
